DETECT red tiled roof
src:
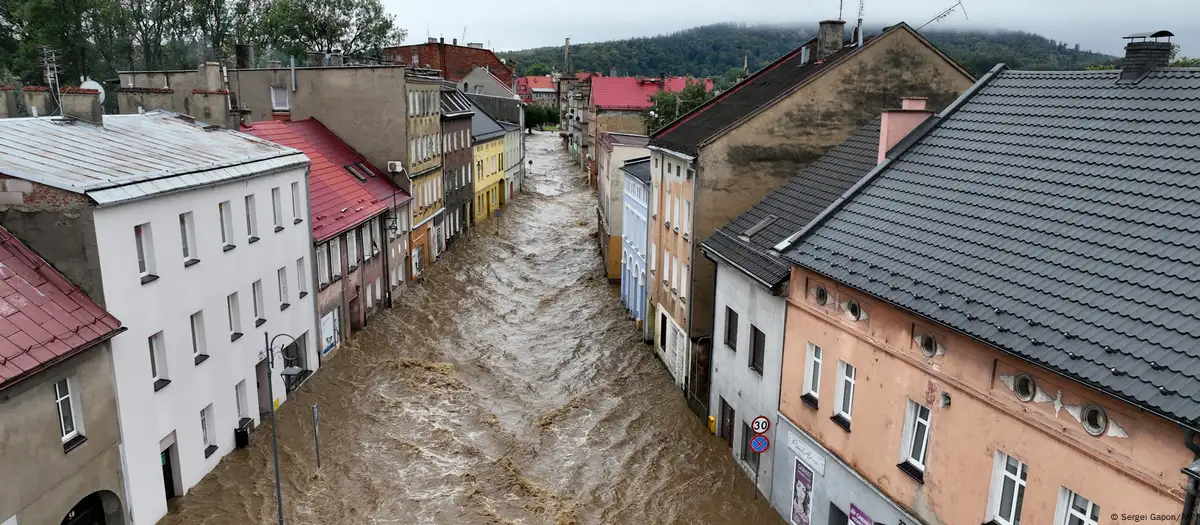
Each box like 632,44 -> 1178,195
521,76 -> 554,90
590,77 -> 715,111
0,226 -> 122,389
243,119 -> 411,243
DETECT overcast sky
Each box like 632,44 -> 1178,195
387,0 -> 1198,57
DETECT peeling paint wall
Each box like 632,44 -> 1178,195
778,266 -> 1190,524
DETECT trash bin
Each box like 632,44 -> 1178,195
234,418 -> 252,449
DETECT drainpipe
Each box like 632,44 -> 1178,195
1180,429 -> 1200,525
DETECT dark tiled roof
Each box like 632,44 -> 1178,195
701,119 -> 880,288
783,67 -> 1200,426
650,36 -> 873,156
441,90 -> 474,118
602,132 -> 650,150
470,99 -> 506,143
619,157 -> 653,184
0,226 -> 122,389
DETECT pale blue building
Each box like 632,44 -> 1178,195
620,156 -> 651,328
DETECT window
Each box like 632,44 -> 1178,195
271,187 -> 283,230
749,326 -> 765,375
235,381 -> 249,420
200,404 -> 217,457
148,331 -> 169,390
988,452 -> 1028,525
347,230 -> 359,268
722,309 -> 740,350
673,196 -> 680,230
219,200 -> 235,249
900,400 -> 932,478
802,343 -> 822,402
55,378 -> 81,443
134,223 -> 156,281
680,265 -> 688,300
244,195 -> 259,241
271,85 -> 288,110
364,220 -> 375,259
683,201 -> 690,234
833,361 -> 855,425
296,257 -> 308,297
1057,488 -> 1100,525
252,280 -> 265,324
345,164 -> 367,182
227,292 -> 242,340
179,212 -> 198,265
190,311 -> 207,363
277,267 -> 289,309
740,421 -> 760,470
330,237 -> 342,277
316,243 -> 330,285
291,182 -> 302,223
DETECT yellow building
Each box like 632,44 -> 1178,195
470,104 -> 507,224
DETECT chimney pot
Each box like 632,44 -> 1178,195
817,20 -> 847,59
901,97 -> 928,111
453,38 -> 458,45
878,97 -> 933,163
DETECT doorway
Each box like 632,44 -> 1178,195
719,397 -> 735,448
255,358 -> 271,416
160,444 -> 180,501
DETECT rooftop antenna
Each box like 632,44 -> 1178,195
917,0 -> 968,31
838,0 -> 844,20
40,45 -> 62,115
462,26 -> 468,44
856,0 -> 865,46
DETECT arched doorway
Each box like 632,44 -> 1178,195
61,490 -> 123,525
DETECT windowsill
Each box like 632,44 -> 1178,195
294,218 -> 303,225
231,332 -> 243,342
184,258 -> 200,268
280,303 -> 290,311
332,275 -> 342,283
248,236 -> 260,244
194,354 -> 210,366
239,417 -> 253,429
683,233 -> 689,241
62,434 -> 87,453
255,318 -> 266,327
274,226 -> 284,233
153,378 -> 171,392
749,365 -> 763,376
223,244 -> 236,252
801,393 -> 819,410
348,265 -> 358,273
897,461 -> 925,484
725,342 -> 736,352
204,444 -> 218,458
674,227 -> 679,234
140,274 -> 160,285
831,414 -> 851,432
318,283 -> 330,291
299,291 -> 309,298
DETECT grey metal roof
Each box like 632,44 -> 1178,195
701,119 -> 880,289
619,157 -> 652,184
441,89 -> 475,118
0,111 -> 307,206
469,99 -> 506,143
782,66 -> 1200,427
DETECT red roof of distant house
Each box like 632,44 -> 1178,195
522,76 -> 554,90
0,226 -> 122,390
577,72 -> 602,81
242,119 -> 411,243
590,77 -> 714,111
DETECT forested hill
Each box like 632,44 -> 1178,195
499,23 -> 1114,83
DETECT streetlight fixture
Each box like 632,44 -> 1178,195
262,332 -> 303,525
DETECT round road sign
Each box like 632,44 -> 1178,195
750,434 -> 770,454
751,415 -> 770,435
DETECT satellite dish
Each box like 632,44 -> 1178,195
80,79 -> 105,104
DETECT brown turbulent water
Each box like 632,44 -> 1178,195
160,132 -> 783,525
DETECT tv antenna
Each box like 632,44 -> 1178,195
462,26 -> 468,44
40,45 -> 62,115
839,0 -> 844,20
918,0 -> 969,31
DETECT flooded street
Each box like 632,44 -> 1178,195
160,132 -> 783,525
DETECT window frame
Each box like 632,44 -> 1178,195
271,187 -> 284,230
179,212 -> 198,264
748,325 -> 766,375
227,292 -> 242,338
1056,487 -> 1100,525
277,267 -> 288,307
724,307 -> 738,350
244,194 -> 259,240
802,342 -> 822,401
134,222 -> 156,278
55,377 -> 82,442
291,182 -> 302,223
252,279 -> 265,322
296,257 -> 308,296
987,451 -> 1029,525
218,200 -> 235,249
900,399 -> 932,471
316,244 -> 330,285
347,229 -> 359,269
834,360 -> 856,421
148,331 -> 168,389
740,420 -> 760,470
190,311 -> 207,359
270,85 -> 289,111
330,237 -> 342,278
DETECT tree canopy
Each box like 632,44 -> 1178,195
643,79 -> 713,133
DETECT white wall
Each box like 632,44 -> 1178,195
94,166 -> 317,524
602,144 -> 650,233
504,129 -> 521,197
709,261 -> 787,498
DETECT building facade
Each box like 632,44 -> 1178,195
587,77 -> 712,180
516,76 -> 557,105
470,102 -> 507,224
648,21 -> 974,415
502,121 -> 523,201
0,111 -> 319,524
0,226 -> 126,525
405,76 -> 445,279
441,89 -> 476,246
596,132 -> 650,281
459,66 -> 519,99
384,39 -> 515,86
619,157 -> 651,331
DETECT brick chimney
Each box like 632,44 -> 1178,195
1120,30 -> 1174,82
817,20 -> 847,59
877,97 -> 932,163
58,87 -> 103,124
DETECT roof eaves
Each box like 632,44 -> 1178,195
700,233 -> 785,291
773,62 -> 1008,254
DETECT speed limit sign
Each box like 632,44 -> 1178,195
751,415 -> 770,435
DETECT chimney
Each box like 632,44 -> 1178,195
453,38 -> 458,45
199,61 -> 223,91
610,66 -> 617,77
877,97 -> 931,163
59,87 -> 103,124
235,44 -> 255,69
428,37 -> 437,43
1120,30 -> 1174,82
330,50 -> 344,67
817,20 -> 847,59
800,45 -> 811,65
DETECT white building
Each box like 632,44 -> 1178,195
0,110 -> 318,524
502,121 -> 523,200
698,120 -> 882,499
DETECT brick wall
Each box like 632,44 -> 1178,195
383,43 -> 515,85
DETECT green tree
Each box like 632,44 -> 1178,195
258,0 -> 405,59
643,79 -> 712,133
524,62 -> 549,76
525,104 -> 547,129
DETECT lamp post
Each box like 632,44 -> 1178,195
263,332 -> 303,525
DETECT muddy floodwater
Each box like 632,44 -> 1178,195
160,132 -> 784,525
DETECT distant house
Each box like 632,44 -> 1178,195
620,157 -> 652,334
517,76 -> 556,105
646,20 -> 974,413
441,89 -> 476,246
384,39 -> 515,86
595,132 -> 650,281
470,100 -> 507,224
459,66 -> 519,99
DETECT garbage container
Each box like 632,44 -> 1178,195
234,418 -> 252,449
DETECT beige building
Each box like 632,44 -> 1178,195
0,225 -> 126,525
646,21 -> 974,412
403,75 -> 446,276
595,132 -> 650,281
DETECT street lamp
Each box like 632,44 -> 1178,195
262,332 -> 303,525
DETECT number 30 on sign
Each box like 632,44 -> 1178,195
751,415 -> 770,435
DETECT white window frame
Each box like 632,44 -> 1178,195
55,377 -> 82,442
134,223 -> 155,277
802,342 -> 822,399
148,331 -> 167,383
190,311 -> 206,357
179,212 -> 197,262
227,292 -> 242,335
316,244 -> 330,285
200,404 -> 215,449
347,230 -> 359,268
252,280 -> 265,321
244,194 -> 258,240
680,264 -> 688,300
987,452 -> 1028,525
330,237 -> 342,277
271,187 -> 283,229
834,360 -> 856,420
271,85 -> 288,111
1055,487 -> 1100,525
296,257 -> 308,295
219,200 -> 235,247
235,380 -> 249,419
277,267 -> 288,305
291,182 -> 302,222
900,399 -> 932,471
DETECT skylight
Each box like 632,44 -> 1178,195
744,215 -> 778,238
